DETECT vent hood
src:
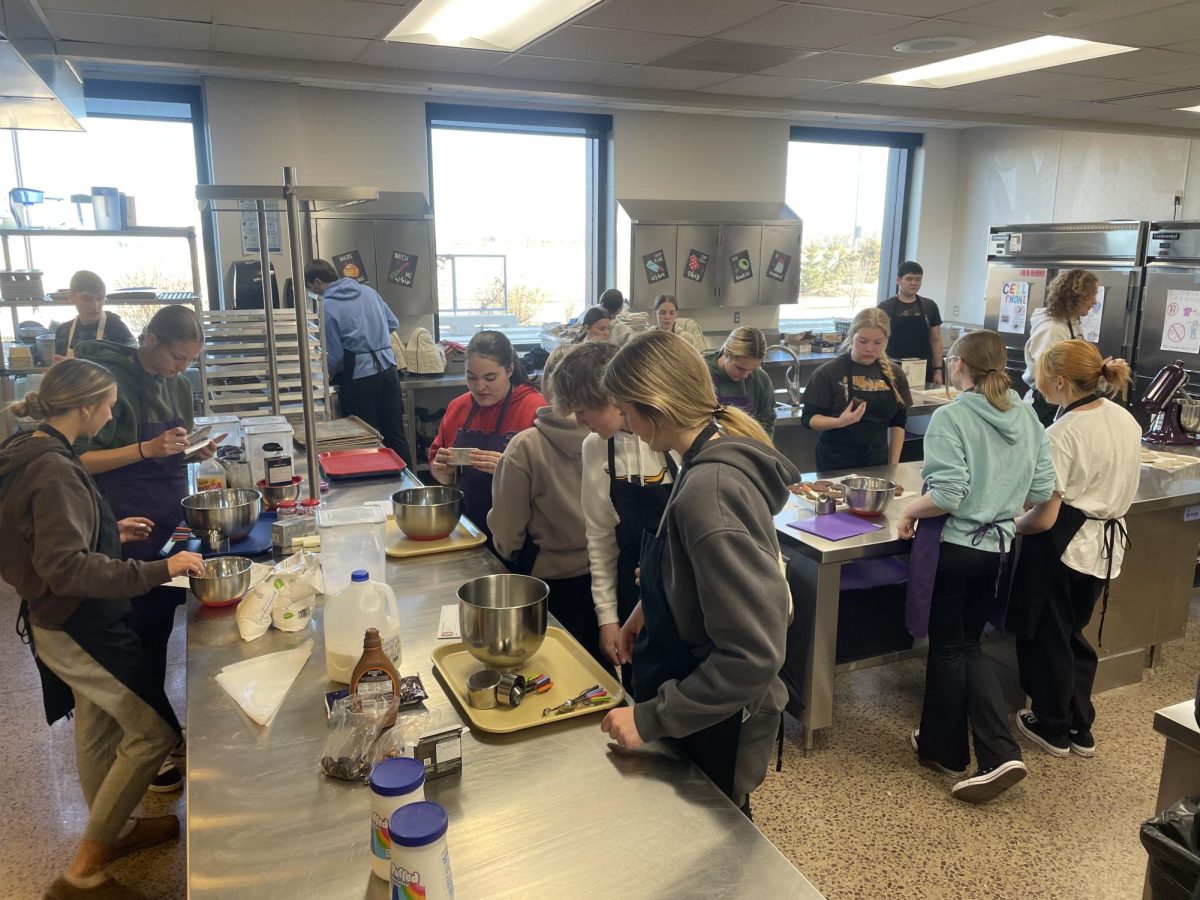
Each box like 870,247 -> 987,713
0,0 -> 84,131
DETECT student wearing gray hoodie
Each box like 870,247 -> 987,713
900,330 -> 1057,804
599,331 -> 799,813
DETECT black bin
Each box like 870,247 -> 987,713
1141,797 -> 1200,900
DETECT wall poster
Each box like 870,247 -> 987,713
998,281 -> 1030,334
1160,289 -> 1200,355
1079,285 -> 1105,343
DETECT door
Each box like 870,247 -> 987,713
982,263 -> 1049,389
718,225 -> 762,308
1134,265 -> 1200,402
373,219 -> 436,317
758,224 -> 802,306
630,224 -> 677,311
673,225 -> 719,308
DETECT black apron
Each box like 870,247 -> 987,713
1029,319 -> 1079,427
608,436 -> 674,625
453,388 -> 516,541
883,296 -> 934,382
336,343 -> 389,387
814,355 -> 900,472
13,426 -> 181,735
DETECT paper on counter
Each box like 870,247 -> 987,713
215,638 -> 313,727
437,604 -> 460,640
1140,449 -> 1200,471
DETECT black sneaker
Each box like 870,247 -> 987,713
1016,709 -> 1069,758
910,728 -> 966,777
147,760 -> 183,794
1069,728 -> 1096,758
951,760 -> 1027,804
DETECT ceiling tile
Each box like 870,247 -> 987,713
701,74 -> 839,97
762,51 -> 911,81
1038,78 -> 1171,102
1060,5 -> 1200,49
1100,86 -> 1200,109
836,19 -> 1039,57
355,41 -> 500,73
484,55 -> 628,83
818,0 -> 989,15
597,65 -> 733,90
1130,67 -> 1200,88
649,39 -> 813,73
212,0 -> 403,39
968,95 -> 1064,115
937,0 -> 1184,35
800,81 -> 947,106
524,25 -> 696,64
962,71 -> 1111,96
576,0 -> 787,39
1045,49 -> 1200,79
212,25 -> 366,61
40,0 -> 213,19
1163,39 -> 1200,55
717,5 -> 919,51
44,10 -> 210,49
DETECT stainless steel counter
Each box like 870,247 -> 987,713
186,470 -> 820,899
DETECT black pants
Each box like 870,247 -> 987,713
545,573 -> 605,668
918,543 -> 1022,773
127,585 -> 185,728
339,366 -> 413,467
1015,566 -> 1102,741
674,709 -> 744,809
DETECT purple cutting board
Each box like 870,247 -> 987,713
788,511 -> 885,541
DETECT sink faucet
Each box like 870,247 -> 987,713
766,344 -> 803,408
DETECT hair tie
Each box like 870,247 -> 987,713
985,368 -> 998,375
1099,363 -> 1108,379
712,404 -> 725,417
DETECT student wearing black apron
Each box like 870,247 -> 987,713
597,331 -> 797,814
1010,341 -> 1140,758
801,308 -> 911,472
1022,269 -> 1100,427
878,260 -> 945,385
53,270 -> 136,361
0,359 -> 204,899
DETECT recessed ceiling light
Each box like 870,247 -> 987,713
893,36 -> 976,55
1043,6 -> 1079,18
384,0 -> 603,52
865,36 -> 1135,89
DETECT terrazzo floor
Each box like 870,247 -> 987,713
0,580 -> 1195,899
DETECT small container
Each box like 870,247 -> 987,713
369,757 -> 426,881
466,670 -> 500,710
495,673 -> 525,708
299,497 -> 323,517
264,442 -> 294,487
389,802 -> 454,900
276,500 -> 298,519
815,494 -> 836,515
317,505 -> 386,595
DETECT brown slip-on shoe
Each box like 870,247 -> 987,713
106,815 -> 180,863
44,875 -> 149,900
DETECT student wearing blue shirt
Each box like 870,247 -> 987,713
305,260 -> 412,466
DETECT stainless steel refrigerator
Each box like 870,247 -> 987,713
1132,221 -> 1200,411
982,221 -> 1147,393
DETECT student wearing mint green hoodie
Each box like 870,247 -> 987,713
899,329 -> 1056,805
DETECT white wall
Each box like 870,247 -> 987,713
945,125 -> 1200,324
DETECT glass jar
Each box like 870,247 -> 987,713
276,500 -> 298,519
299,497 -> 323,517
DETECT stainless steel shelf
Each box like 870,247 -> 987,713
0,227 -> 196,239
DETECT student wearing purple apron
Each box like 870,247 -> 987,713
801,308 -> 911,472
76,305 -> 215,793
598,331 -> 797,815
1010,341 -> 1140,759
52,270 -> 136,361
554,341 -> 676,680
1022,269 -> 1099,427
705,326 -> 777,439
898,329 -> 1057,804
429,330 -> 545,540
0,359 -> 205,899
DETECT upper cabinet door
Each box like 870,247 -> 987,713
717,225 -> 762,308
373,219 -> 436,317
758,224 -> 802,306
673,225 -> 720,310
630,224 -> 678,311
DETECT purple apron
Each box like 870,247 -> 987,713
453,388 -> 515,540
94,367 -> 189,562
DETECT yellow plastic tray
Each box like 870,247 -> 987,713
430,626 -> 624,734
385,516 -> 486,558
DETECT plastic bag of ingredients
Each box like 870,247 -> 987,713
320,691 -> 399,781
237,551 -> 324,641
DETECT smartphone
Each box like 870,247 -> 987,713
182,425 -> 213,457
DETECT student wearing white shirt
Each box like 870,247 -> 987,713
1012,340 -> 1140,759
1022,270 -> 1099,426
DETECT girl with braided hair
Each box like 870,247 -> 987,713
800,308 -> 912,471
1022,268 -> 1100,426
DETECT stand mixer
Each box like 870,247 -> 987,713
1141,360 -> 1200,445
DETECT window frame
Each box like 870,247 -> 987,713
788,126 -> 923,308
425,103 -> 613,342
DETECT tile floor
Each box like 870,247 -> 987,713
0,581 -> 1195,899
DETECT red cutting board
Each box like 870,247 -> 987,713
318,448 -> 406,479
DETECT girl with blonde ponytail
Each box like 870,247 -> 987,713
597,330 -> 798,815
801,307 -> 911,470
1009,340 -> 1141,760
898,329 -> 1057,804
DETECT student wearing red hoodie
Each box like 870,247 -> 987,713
429,330 -> 545,538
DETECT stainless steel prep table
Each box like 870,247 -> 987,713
186,470 -> 821,899
777,457 -> 1200,751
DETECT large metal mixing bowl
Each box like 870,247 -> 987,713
393,486 -> 463,540
189,556 -> 253,607
182,488 -> 262,546
458,574 -> 548,672
1178,398 -> 1200,434
842,476 -> 896,518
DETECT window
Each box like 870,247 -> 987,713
782,127 -> 921,328
0,81 -> 210,339
427,104 -> 611,344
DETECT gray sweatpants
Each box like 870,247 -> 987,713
32,625 -> 177,845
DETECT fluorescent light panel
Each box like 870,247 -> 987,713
1179,104 -> 1200,113
385,0 -> 603,52
865,36 -> 1135,89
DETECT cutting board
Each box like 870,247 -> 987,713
787,512 -> 885,541
175,515 -> 274,558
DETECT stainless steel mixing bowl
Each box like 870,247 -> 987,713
256,477 -> 302,509
393,486 -> 463,540
458,574 -> 548,672
189,555 -> 253,607
181,488 -> 262,543
842,476 -> 896,517
1178,398 -> 1200,434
